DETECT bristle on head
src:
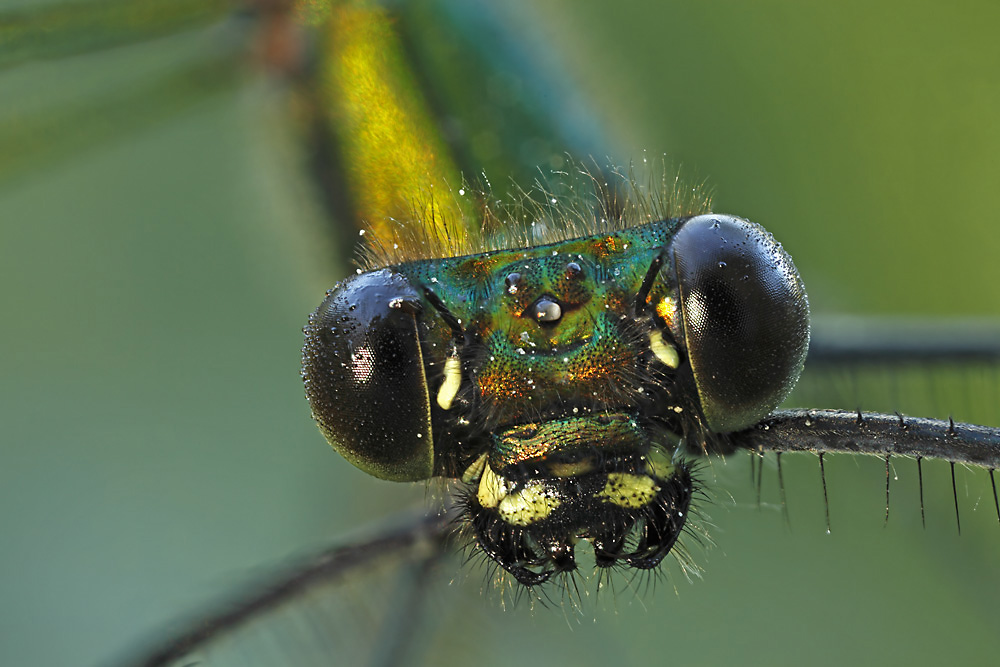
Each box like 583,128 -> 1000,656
359,157 -> 713,269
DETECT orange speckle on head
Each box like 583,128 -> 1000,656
478,365 -> 529,402
590,236 -> 623,258
457,255 -> 499,280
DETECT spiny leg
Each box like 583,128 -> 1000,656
884,454 -> 891,527
819,452 -> 830,534
991,468 -> 999,524
777,452 -> 791,529
917,456 -> 926,529
757,453 -> 764,510
951,461 -> 961,536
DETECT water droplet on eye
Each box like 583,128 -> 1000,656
718,261 -> 727,268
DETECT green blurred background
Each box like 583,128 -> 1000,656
2,1 -> 998,665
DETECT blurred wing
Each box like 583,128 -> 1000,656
296,0 -> 615,257
0,0 -> 246,183
802,315 -> 1000,428
765,316 -> 1000,468
116,511 -> 457,667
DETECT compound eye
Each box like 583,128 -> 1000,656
670,215 -> 810,433
301,269 -> 434,481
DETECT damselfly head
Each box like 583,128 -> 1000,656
303,166 -> 810,587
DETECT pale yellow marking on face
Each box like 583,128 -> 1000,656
498,484 -> 562,527
436,355 -> 462,410
477,464 -> 508,509
598,473 -> 659,509
649,331 -> 680,369
461,452 -> 488,484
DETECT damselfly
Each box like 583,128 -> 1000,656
2,2 -> 998,666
